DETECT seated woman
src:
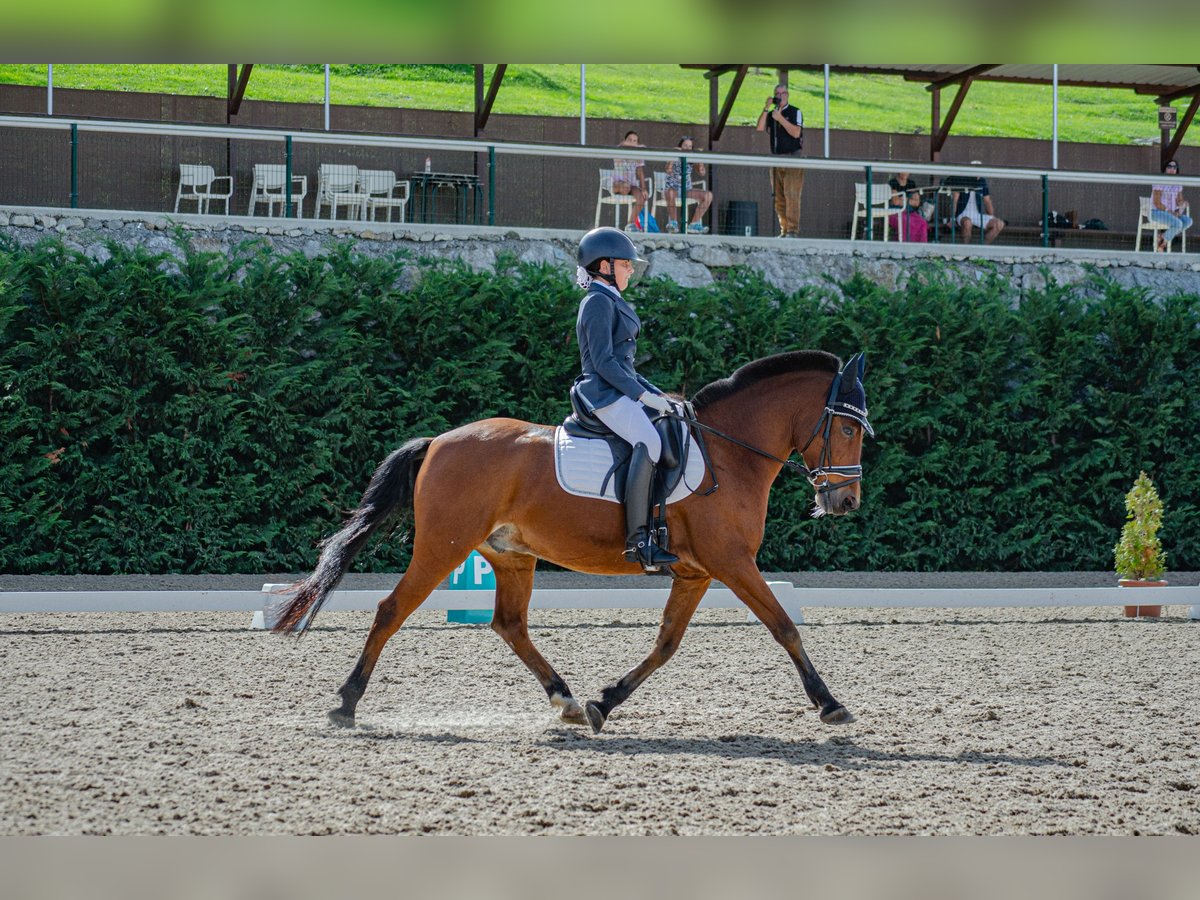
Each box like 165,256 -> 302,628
1151,159 -> 1192,252
664,136 -> 713,234
887,172 -> 928,243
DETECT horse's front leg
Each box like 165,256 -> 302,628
719,561 -> 854,725
585,573 -> 712,733
485,551 -> 586,726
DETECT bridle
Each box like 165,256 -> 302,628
666,359 -> 872,498
670,405 -> 865,497
799,411 -> 866,495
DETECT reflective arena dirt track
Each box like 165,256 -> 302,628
2,606 -> 1198,835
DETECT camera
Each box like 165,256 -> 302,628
769,96 -> 780,107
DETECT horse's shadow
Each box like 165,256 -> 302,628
329,725 -> 1068,772
540,731 -> 1071,772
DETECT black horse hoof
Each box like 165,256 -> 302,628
585,701 -> 607,734
819,703 -> 856,725
328,707 -> 356,728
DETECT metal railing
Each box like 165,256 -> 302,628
1,114 -> 1193,253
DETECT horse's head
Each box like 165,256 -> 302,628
798,352 -> 873,517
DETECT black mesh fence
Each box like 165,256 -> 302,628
0,119 -> 1170,253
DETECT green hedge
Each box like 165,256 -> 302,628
2,233 -> 1198,574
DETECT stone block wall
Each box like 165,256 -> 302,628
3,206 -> 1198,301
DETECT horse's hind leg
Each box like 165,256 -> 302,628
720,561 -> 854,725
329,553 -> 460,727
584,573 -> 711,733
484,550 -> 587,726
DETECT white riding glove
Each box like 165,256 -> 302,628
639,392 -> 673,414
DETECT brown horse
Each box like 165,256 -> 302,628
272,349 -> 872,733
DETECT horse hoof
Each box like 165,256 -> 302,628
560,703 -> 588,727
328,707 -> 356,728
584,701 -> 607,734
820,704 -> 856,725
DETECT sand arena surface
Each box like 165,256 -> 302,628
2,605 -> 1198,835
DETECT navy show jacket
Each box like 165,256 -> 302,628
573,280 -> 660,412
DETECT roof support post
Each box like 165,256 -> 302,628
226,64 -> 252,123
925,65 -> 997,161
708,64 -> 747,146
930,87 -> 940,162
225,64 -> 253,187
474,64 -> 507,137
930,74 -> 977,159
823,64 -> 830,159
1161,92 -> 1200,169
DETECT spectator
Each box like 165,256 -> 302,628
952,172 -> 1005,244
756,83 -> 804,237
888,172 -> 928,243
664,136 -> 713,234
1151,159 -> 1192,252
613,130 -> 650,233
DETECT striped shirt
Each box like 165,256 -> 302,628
613,157 -> 643,186
1153,183 -> 1183,211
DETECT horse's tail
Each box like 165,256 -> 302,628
271,436 -> 434,635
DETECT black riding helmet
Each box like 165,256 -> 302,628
577,226 -> 647,285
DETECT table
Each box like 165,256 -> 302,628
408,172 -> 483,224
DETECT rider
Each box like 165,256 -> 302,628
573,226 -> 679,571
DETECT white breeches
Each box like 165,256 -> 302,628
593,395 -> 662,463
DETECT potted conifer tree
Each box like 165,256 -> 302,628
1113,471 -> 1167,618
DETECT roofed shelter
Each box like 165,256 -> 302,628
682,65 -> 1200,170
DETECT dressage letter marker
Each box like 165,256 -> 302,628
446,550 -> 496,623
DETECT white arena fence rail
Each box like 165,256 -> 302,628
1,114 -> 1193,250
3,582 -> 1198,625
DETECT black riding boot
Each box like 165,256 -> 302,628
623,442 -> 679,571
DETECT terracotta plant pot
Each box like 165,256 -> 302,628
1118,579 -> 1166,618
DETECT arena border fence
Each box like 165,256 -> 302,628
3,584 -> 1198,624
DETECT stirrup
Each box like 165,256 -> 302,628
625,529 -> 678,571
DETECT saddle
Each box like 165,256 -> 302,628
556,383 -> 698,506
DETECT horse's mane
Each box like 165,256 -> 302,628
691,350 -> 840,411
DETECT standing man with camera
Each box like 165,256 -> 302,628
756,83 -> 804,238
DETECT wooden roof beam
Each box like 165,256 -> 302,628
474,64 -> 507,136
697,65 -> 741,79
1154,81 -> 1200,104
924,65 -> 999,91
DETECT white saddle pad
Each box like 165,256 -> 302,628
554,425 -> 707,504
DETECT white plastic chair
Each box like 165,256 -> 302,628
315,164 -> 367,220
651,170 -> 707,231
1136,196 -> 1186,253
174,164 -> 233,215
850,183 -> 892,241
594,168 -> 641,229
360,170 -> 410,223
248,164 -> 308,218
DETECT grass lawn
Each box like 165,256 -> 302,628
0,63 -> 1190,147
